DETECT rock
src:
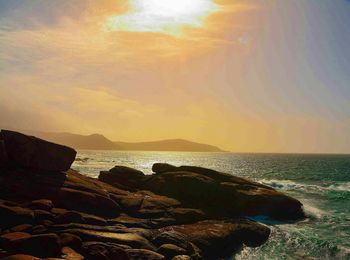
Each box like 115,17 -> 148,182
158,219 -> 270,259
0,140 -> 9,165
60,229 -> 155,250
167,208 -> 206,224
34,210 -> 53,223
59,233 -> 82,249
0,204 -> 34,229
53,210 -> 83,224
152,231 -> 189,249
3,233 -> 61,258
0,130 -> 76,172
1,255 -> 41,260
157,244 -> 187,259
126,249 -> 165,260
171,256 -> 192,260
144,164 -> 305,221
152,163 -> 177,174
31,225 -> 48,235
99,166 -> 146,191
27,200 -> 54,211
61,247 -> 84,260
53,187 -> 120,218
0,232 -> 32,247
9,224 -> 33,233
81,241 -> 129,260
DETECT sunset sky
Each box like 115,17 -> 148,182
1,0 -> 350,153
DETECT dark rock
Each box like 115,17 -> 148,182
157,244 -> 187,259
152,231 -> 189,249
53,210 -> 83,224
0,204 -> 34,229
0,140 -> 9,165
158,219 -> 270,259
3,233 -> 61,258
53,187 -> 120,218
167,208 -> 206,223
1,255 -> 41,260
126,249 -> 165,260
27,200 -> 54,211
152,163 -> 177,174
0,130 -> 76,172
30,225 -> 48,235
99,166 -> 146,191
9,225 -> 33,233
81,241 -> 129,260
34,210 -> 53,223
0,232 -> 32,247
144,164 -> 305,221
59,233 -> 82,250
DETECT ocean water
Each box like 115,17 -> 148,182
72,151 -> 350,259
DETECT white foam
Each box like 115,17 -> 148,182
259,179 -> 350,193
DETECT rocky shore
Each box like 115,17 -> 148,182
0,130 -> 305,260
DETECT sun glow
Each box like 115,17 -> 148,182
104,0 -> 220,36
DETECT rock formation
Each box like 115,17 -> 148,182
0,130 -> 305,259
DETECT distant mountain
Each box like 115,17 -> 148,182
21,131 -> 226,152
114,139 -> 225,152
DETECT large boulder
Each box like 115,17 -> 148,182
99,166 -> 147,191
0,130 -> 76,172
156,219 -> 270,259
143,164 -> 305,221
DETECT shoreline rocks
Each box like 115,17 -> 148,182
0,130 -> 305,259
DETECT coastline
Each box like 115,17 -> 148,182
0,130 -> 306,259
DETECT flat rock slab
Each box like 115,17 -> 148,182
0,130 -> 76,172
60,229 -> 155,250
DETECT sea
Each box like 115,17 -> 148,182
72,151 -> 350,260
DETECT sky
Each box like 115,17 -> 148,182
1,0 -> 350,153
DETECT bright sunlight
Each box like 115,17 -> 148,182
104,0 -> 220,36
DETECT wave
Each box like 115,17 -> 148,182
259,179 -> 350,193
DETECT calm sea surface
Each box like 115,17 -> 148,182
72,151 -> 350,259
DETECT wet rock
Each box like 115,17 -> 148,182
3,233 -> 61,258
126,249 -> 165,260
157,244 -> 187,259
0,130 -> 76,172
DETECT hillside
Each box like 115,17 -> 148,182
22,131 -> 226,152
